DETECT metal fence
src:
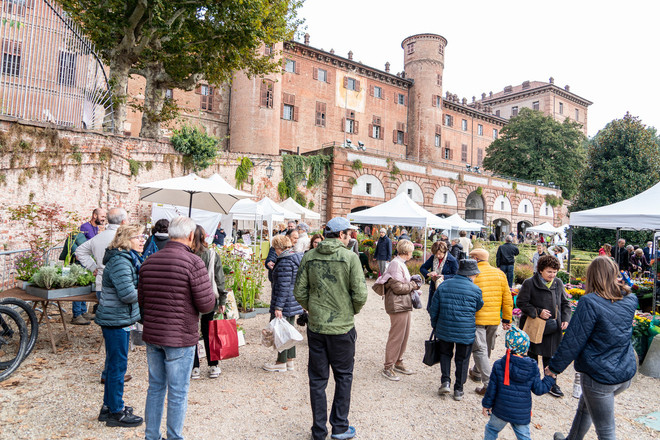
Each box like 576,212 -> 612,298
0,0 -> 113,130
0,246 -> 62,290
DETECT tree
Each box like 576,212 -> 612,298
571,113 -> 660,250
59,1 -> 302,137
482,108 -> 586,199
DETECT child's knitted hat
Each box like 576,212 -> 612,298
505,325 -> 530,355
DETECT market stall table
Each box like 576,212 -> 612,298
0,288 -> 98,353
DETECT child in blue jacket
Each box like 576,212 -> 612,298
482,326 -> 555,440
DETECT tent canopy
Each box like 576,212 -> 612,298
346,193 -> 451,229
527,222 -> 560,235
150,204 -> 221,244
570,181 -> 660,230
444,214 -> 485,231
279,197 -> 321,220
257,197 -> 301,221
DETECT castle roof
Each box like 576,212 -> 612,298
480,80 -> 593,107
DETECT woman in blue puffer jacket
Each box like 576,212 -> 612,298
262,234 -> 303,373
548,257 -> 638,440
95,224 -> 145,428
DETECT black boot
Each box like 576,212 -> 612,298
106,407 -> 143,427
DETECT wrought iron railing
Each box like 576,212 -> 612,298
0,0 -> 113,130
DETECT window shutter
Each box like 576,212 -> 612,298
260,82 -> 267,106
355,80 -> 360,91
432,95 -> 436,106
404,133 -> 408,145
326,70 -> 332,84
293,106 -> 299,122
449,149 -> 453,160
343,77 -> 348,88
208,95 -> 213,112
369,86 -> 374,97
379,127 -> 384,140
393,129 -> 398,143
313,67 -> 318,80
436,124 -> 442,135
354,120 -> 359,134
368,124 -> 373,138
404,95 -> 408,106
294,61 -> 300,74
341,117 -> 345,131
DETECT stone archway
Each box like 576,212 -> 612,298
350,206 -> 371,213
465,191 -> 485,224
517,220 -> 532,239
492,218 -> 511,241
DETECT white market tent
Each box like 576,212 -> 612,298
445,214 -> 486,231
346,192 -> 451,229
223,197 -> 300,242
257,197 -> 301,222
279,197 -> 321,221
527,222 -> 561,235
150,204 -> 221,244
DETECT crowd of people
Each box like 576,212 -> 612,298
56,208 -> 640,440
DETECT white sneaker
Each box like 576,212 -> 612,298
286,360 -> 295,371
209,365 -> 221,378
262,362 -> 287,372
191,367 -> 201,380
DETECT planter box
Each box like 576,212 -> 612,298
238,310 -> 257,319
254,307 -> 270,315
26,284 -> 93,300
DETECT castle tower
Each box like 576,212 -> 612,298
401,34 -> 447,162
229,43 -> 283,155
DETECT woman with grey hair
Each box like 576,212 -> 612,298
294,222 -> 310,253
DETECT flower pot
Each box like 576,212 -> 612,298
238,310 -> 257,319
26,284 -> 93,300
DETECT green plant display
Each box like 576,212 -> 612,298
278,153 -> 331,201
545,194 -> 564,208
351,159 -> 363,171
30,264 -> 94,289
235,157 -> 254,189
171,125 -> 219,172
15,252 -> 43,281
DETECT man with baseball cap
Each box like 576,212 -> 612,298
294,217 -> 368,440
468,248 -> 513,396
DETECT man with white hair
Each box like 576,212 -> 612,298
75,207 -> 128,327
138,216 -> 215,440
294,222 -> 310,253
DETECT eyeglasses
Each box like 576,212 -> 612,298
131,235 -> 148,241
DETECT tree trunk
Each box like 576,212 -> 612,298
139,69 -> 167,139
108,59 -> 131,134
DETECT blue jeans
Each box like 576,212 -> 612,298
484,414 -> 531,440
101,327 -> 129,413
72,301 -> 87,317
499,265 -> 514,287
565,374 -> 631,440
97,291 -> 109,382
144,344 -> 195,440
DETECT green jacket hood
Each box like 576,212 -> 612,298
315,238 -> 346,254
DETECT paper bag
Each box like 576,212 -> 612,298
523,316 -> 546,344
208,319 -> 239,361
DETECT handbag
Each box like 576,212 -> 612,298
411,291 -> 423,309
423,331 -> 442,366
522,316 -> 546,344
208,317 -> 239,361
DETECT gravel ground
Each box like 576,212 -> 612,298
1,280 -> 658,440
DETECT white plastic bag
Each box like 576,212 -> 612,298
269,317 -> 303,353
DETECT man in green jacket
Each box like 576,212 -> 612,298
294,217 -> 368,440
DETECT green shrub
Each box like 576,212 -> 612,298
570,263 -> 588,280
171,125 -> 219,172
412,250 -> 422,259
556,271 -> 569,284
514,264 -> 534,284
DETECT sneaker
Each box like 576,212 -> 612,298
208,366 -> 221,378
71,315 -> 91,325
468,368 -> 481,382
105,408 -> 143,427
549,384 -> 564,398
453,390 -> 464,401
553,433 -> 567,440
286,360 -> 295,371
475,386 -> 487,396
262,362 -> 287,372
438,382 -> 451,395
381,367 -> 400,381
191,367 -> 201,379
82,312 -> 95,320
98,405 -> 133,422
393,363 -> 414,375
331,426 -> 356,440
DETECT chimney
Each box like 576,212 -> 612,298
385,61 -> 390,73
462,97 -> 467,105
549,76 -> 554,84
472,96 -> 476,103
481,92 -> 486,99
304,33 -> 310,45
348,50 -> 353,60
504,85 -> 513,93
330,48 -> 335,54
522,80 -> 530,89
564,84 -> 570,91
446,91 -> 451,98
489,91 -> 493,97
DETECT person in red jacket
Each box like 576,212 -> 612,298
138,216 -> 215,440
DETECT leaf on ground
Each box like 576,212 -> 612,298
534,423 -> 542,430
0,380 -> 20,388
282,406 -> 288,410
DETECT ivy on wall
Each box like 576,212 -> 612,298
545,194 -> 564,208
235,157 -> 254,189
278,153 -> 331,207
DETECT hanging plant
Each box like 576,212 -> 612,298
279,153 -> 331,199
511,181 -> 518,193
476,186 -> 483,195
351,159 -> 363,171
348,176 -> 357,186
235,157 -> 254,189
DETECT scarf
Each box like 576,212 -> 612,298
130,249 -> 144,275
432,255 -> 446,275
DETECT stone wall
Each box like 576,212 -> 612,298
0,118 -> 322,250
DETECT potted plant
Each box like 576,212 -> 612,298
15,251 -> 43,289
27,264 -> 95,299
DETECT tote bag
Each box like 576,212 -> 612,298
522,316 -> 546,344
423,331 -> 442,366
208,318 -> 239,361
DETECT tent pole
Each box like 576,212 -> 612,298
567,226 -> 573,276
188,192 -> 193,217
424,226 -> 428,260
615,228 -> 620,265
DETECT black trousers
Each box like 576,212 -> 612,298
438,340 -> 473,392
307,327 -> 357,440
193,311 -> 218,368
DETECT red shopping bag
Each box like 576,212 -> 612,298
208,318 -> 239,361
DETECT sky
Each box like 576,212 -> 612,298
297,0 -> 660,137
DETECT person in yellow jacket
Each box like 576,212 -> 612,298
468,248 -> 513,395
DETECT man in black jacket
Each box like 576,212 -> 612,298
496,235 -> 519,287
615,239 -> 629,271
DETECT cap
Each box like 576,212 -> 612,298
326,217 -> 358,233
457,259 -> 480,277
297,222 -> 310,232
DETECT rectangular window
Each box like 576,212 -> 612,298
477,124 -> 483,136
397,93 -> 406,105
284,59 -> 296,73
346,77 -> 357,91
200,84 -> 214,111
493,128 -> 498,139
373,86 -> 382,99
437,73 -> 442,86
2,40 -> 21,76
495,109 -> 500,117
283,104 -> 294,120
370,116 -> 382,140
477,148 -> 483,165
461,144 -> 468,162
407,188 -> 413,198
260,80 -> 274,108
58,52 -> 76,86
393,122 -> 406,145
532,101 -> 540,111
501,201 -> 505,210
461,119 -> 468,131
264,45 -> 273,55
575,109 -> 579,121
511,106 -> 518,117
443,193 -> 448,204
315,102 -> 326,127
372,125 -> 381,139
4,0 -> 28,16
282,93 -> 297,121
317,68 -> 327,82
432,95 -> 441,107
523,204 -> 528,213
396,131 -> 405,145
545,206 -> 549,216
444,114 -> 453,127
443,147 -> 451,160
435,134 -> 441,147
343,110 -> 358,134
366,183 -> 372,195
559,102 -> 564,114
406,42 -> 415,54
